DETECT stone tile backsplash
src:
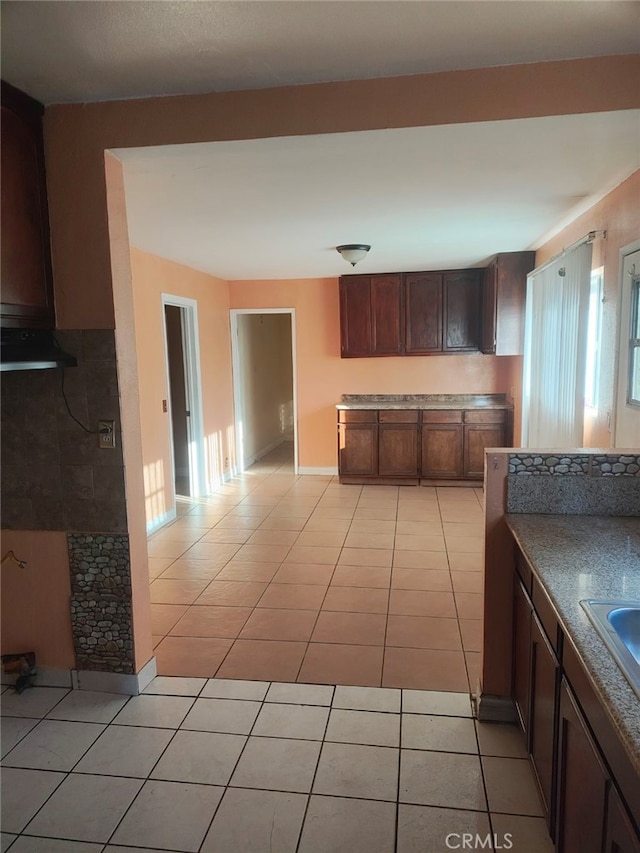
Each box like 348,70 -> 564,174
1,329 -> 126,531
508,452 -> 640,515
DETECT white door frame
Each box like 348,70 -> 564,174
612,239 -> 640,446
161,293 -> 206,499
230,308 -> 298,475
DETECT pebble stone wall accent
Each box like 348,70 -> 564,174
507,452 -> 640,516
509,453 -> 640,476
509,453 -> 590,475
591,454 -> 640,476
67,533 -> 135,674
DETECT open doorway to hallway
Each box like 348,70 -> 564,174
162,294 -> 206,504
230,309 -> 297,474
164,304 -> 191,496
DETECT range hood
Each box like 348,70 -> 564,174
0,328 -> 77,371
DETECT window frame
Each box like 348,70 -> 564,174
627,274 -> 640,408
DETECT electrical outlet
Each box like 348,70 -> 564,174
98,420 -> 116,449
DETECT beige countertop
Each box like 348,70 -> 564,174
336,394 -> 512,410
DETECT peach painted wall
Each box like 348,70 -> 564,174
105,153 -> 153,670
229,278 -> 521,469
44,56 -> 640,331
130,248 -> 235,523
0,532 -> 75,669
533,170 -> 640,448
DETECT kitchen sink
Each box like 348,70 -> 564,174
580,601 -> 640,700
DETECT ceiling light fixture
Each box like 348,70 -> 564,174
336,244 -> 371,267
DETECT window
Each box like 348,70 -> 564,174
629,275 -> 640,406
522,241 -> 592,447
584,268 -> 603,410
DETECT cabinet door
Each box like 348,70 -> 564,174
604,786 -> 640,853
443,271 -> 481,352
512,577 -> 532,741
405,272 -> 442,353
556,678 -> 608,853
340,276 -> 371,357
338,423 -> 378,477
421,424 -> 464,478
463,423 -> 505,479
379,424 -> 419,477
1,83 -> 55,328
481,260 -> 498,354
494,251 -> 535,356
529,614 -> 560,831
371,275 -> 402,355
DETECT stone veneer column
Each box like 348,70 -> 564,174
67,533 -> 135,674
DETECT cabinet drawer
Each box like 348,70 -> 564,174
516,550 -> 533,594
421,410 -> 463,424
338,409 -> 377,424
531,575 -> 561,655
379,410 -> 418,424
464,409 -> 506,424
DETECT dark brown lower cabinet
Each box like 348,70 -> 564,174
379,423 -> 419,477
421,423 -> 463,478
529,613 -> 559,830
605,786 -> 640,853
463,421 -> 506,479
338,406 -> 510,483
511,548 -> 640,853
556,678 -> 607,853
512,578 -> 532,737
338,422 -> 377,477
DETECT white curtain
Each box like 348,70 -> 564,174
521,241 -> 593,447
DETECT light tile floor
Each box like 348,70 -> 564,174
148,443 -> 484,690
1,679 -> 553,853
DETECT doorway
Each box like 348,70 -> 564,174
230,309 -> 297,474
162,294 -> 206,500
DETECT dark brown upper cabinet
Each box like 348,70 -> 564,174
443,270 -> 482,352
481,251 -> 535,355
404,272 -> 442,353
340,268 -> 482,358
339,274 -> 402,357
1,81 -> 55,329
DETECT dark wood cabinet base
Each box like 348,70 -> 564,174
338,404 -> 510,484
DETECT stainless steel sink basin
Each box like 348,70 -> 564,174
581,601 -> 640,700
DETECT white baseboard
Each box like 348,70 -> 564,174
297,466 -> 338,476
1,657 -> 157,695
146,507 -> 177,535
206,465 -> 236,492
72,656 -> 157,696
243,436 -> 288,470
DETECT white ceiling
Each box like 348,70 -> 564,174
3,1 -> 639,280
116,111 -> 639,280
1,1 -> 639,105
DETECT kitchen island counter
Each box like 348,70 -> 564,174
506,513 -> 640,774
